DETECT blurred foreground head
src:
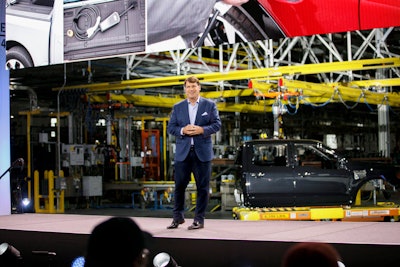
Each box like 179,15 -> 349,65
84,217 -> 150,267
282,242 -> 344,267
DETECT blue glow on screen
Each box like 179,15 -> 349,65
0,3 -> 11,215
71,256 -> 85,267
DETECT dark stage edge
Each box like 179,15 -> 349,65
1,214 -> 400,267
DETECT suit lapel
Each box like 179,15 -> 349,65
181,100 -> 191,124
195,97 -> 204,124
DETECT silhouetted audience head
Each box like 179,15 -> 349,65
282,242 -> 344,267
84,217 -> 150,267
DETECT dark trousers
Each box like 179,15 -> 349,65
173,149 -> 211,224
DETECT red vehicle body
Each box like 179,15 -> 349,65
257,0 -> 400,37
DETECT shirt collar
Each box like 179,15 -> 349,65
187,97 -> 200,104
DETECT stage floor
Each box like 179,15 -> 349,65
1,213 -> 400,244
1,213 -> 400,267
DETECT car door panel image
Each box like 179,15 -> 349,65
292,142 -> 352,206
238,142 -> 295,207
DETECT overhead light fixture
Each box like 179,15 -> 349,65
153,252 -> 179,267
0,243 -> 22,267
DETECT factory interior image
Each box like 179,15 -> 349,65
2,1 -> 400,267
9,28 -> 400,215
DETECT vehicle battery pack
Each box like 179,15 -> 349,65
64,0 -> 145,61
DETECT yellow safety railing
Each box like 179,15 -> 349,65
34,170 -> 65,213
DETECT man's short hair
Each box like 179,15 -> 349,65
184,76 -> 200,86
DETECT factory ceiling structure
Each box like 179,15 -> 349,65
10,27 -> 400,114
9,27 -> 400,150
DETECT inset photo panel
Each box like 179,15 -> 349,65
63,0 -> 145,62
146,0 -> 400,53
6,0 -> 64,68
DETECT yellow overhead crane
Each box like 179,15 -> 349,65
55,57 -> 400,112
251,78 -> 400,107
88,93 -> 274,113
55,57 -> 400,92
85,76 -> 400,113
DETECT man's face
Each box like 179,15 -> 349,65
184,81 -> 201,101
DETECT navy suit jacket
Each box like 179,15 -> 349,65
167,97 -> 221,162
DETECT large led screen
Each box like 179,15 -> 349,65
1,2 -> 11,215
5,0 -> 400,67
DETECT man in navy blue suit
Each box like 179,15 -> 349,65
166,76 -> 221,230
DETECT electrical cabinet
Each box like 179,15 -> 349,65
82,176 -> 103,197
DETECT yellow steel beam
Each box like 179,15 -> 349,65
89,82 -> 357,105
217,102 -> 272,113
251,78 -> 400,90
88,89 -> 255,103
346,78 -> 400,88
18,110 -> 41,115
88,94 -> 273,113
103,94 -> 183,108
201,89 -> 255,98
54,58 -> 400,92
87,79 -> 400,112
88,89 -> 256,103
286,80 -> 400,106
251,79 -> 400,107
18,110 -> 71,117
84,70 -> 400,113
49,111 -> 71,117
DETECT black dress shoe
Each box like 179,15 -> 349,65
188,221 -> 204,230
166,219 -> 185,229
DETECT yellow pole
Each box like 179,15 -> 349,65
115,164 -> 118,181
26,113 -> 32,199
19,110 -> 41,200
191,173 -> 196,206
44,170 -> 49,210
156,117 -> 169,180
162,119 -> 167,180
355,190 -> 361,206
58,170 -> 65,213
59,190 -> 64,212
33,170 -> 40,212
48,170 -> 55,213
